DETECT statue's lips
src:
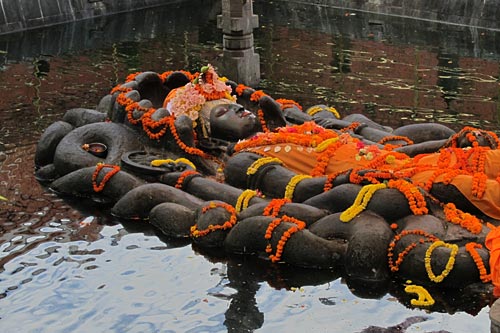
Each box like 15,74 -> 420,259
240,110 -> 253,118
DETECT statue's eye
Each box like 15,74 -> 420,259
215,108 -> 228,117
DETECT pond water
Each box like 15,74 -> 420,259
0,0 -> 499,332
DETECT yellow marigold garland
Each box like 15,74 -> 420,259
246,157 -> 283,176
235,189 -> 258,213
306,105 -> 340,118
340,183 -> 387,222
424,240 -> 459,283
150,158 -> 196,170
404,284 -> 435,307
284,175 -> 312,200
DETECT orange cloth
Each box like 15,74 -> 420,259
486,223 -> 500,296
245,143 -> 500,219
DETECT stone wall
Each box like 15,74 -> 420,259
1,0 -> 499,35
302,0 -> 500,30
0,0 -> 185,34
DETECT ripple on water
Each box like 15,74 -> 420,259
0,226 -> 236,332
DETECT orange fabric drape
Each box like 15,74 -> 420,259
245,144 -> 500,219
486,223 -> 500,296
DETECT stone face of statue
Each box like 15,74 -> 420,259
209,103 -> 259,141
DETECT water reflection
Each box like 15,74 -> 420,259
0,0 -> 499,332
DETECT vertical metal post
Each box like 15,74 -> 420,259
217,0 -> 260,86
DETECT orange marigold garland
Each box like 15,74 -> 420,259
465,242 -> 491,283
387,229 -> 439,272
235,84 -> 250,96
92,163 -> 121,192
257,109 -> 269,133
264,215 -> 307,263
175,170 -> 200,189
443,202 -> 483,234
190,202 -> 238,237
470,147 -> 488,198
276,98 -> 303,111
311,138 -> 342,177
387,179 -> 428,215
378,135 -> 414,146
250,90 -> 267,102
340,122 -> 361,133
263,198 -> 291,217
323,170 -> 349,192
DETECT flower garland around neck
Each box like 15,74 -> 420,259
306,105 -> 340,119
246,157 -> 283,176
263,198 -> 291,217
284,175 -> 312,200
404,283 -> 435,307
235,189 -> 258,213
465,242 -> 491,283
424,240 -> 459,283
92,163 -> 121,192
234,121 -> 339,152
264,215 -> 306,263
174,170 -> 200,190
443,202 -> 483,234
387,179 -> 428,215
190,202 -> 238,238
340,183 -> 387,222
387,229 -> 439,272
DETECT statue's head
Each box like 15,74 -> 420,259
209,103 -> 258,141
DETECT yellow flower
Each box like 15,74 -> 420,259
246,157 -> 283,175
405,284 -> 435,307
340,183 -> 387,222
385,154 -> 396,164
235,189 -> 258,213
424,240 -> 459,283
284,175 -> 312,200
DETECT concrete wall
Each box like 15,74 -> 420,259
0,0 -> 185,34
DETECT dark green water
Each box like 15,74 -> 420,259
0,1 -> 498,332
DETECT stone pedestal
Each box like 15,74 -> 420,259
492,299 -> 500,333
217,0 -> 260,86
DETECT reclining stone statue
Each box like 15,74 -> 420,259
34,64 -> 500,305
